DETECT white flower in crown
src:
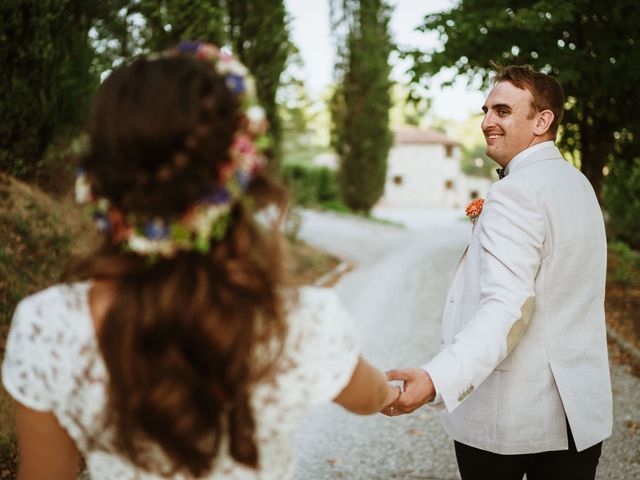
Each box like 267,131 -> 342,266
247,105 -> 266,124
243,76 -> 257,97
75,173 -> 92,204
198,43 -> 219,59
127,235 -> 176,257
184,204 -> 230,234
215,57 -> 249,77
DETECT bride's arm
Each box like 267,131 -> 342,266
15,403 -> 80,480
333,356 -> 401,414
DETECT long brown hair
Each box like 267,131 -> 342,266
69,55 -> 289,477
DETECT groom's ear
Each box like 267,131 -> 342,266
533,109 -> 554,137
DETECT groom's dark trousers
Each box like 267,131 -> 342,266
454,422 -> 603,480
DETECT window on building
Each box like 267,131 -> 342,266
445,145 -> 454,157
470,190 -> 479,199
445,180 -> 454,189
393,175 -> 403,185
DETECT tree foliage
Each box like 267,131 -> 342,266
331,0 -> 394,213
1,0 -> 291,181
407,0 -> 640,202
0,0 -> 124,179
228,0 -> 291,176
605,157 -> 640,248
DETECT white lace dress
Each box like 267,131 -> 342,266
1,282 -> 359,479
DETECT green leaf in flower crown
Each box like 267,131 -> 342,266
195,234 -> 210,254
256,135 -> 272,150
170,223 -> 190,243
211,213 -> 230,241
227,180 -> 242,197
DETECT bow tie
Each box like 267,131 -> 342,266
496,168 -> 506,179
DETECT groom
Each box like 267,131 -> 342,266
383,65 -> 612,480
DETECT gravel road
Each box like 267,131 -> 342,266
292,208 -> 640,480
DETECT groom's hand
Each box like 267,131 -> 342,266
380,368 -> 435,416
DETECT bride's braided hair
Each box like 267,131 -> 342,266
71,53 -> 289,477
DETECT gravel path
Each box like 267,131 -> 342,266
293,208 -> 640,480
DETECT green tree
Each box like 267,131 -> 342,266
134,0 -> 226,52
331,0 -> 393,213
0,0 -> 123,179
407,0 -> 640,202
228,0 -> 291,176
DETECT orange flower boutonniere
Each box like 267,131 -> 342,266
465,198 -> 484,224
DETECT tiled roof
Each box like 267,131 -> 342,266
394,127 -> 460,146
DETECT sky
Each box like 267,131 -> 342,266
284,0 -> 486,121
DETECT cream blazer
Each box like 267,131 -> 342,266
423,143 -> 612,454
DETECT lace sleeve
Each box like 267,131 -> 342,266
2,296 -> 63,412
289,287 -> 360,406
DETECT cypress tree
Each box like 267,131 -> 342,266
228,0 -> 291,177
331,0 -> 393,213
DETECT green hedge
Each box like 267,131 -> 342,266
604,157 -> 640,250
282,164 -> 339,207
608,241 -> 640,286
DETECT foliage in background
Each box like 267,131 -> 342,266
330,0 -> 394,213
0,0 -> 122,180
605,157 -> 640,250
228,0 -> 291,177
0,0 -> 292,183
608,241 -> 640,286
135,0 -> 226,52
282,164 -> 339,207
406,0 -> 640,203
278,48 -> 332,169
459,143 -> 494,179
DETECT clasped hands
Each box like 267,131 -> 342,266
380,368 -> 436,417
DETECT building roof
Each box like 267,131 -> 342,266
394,127 -> 460,146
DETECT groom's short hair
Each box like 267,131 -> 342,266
491,64 -> 565,136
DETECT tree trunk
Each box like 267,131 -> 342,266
578,115 -> 609,205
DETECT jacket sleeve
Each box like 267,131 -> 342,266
422,178 -> 545,412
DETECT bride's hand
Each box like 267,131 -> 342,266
382,383 -> 402,410
380,368 -> 435,416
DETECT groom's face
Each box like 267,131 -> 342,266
481,81 -> 538,167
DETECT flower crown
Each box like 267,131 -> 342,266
75,41 -> 269,258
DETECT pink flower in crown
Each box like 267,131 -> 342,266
108,208 -> 132,242
196,44 -> 219,60
232,134 -> 257,156
218,161 -> 236,183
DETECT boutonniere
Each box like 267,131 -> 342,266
465,198 -> 484,224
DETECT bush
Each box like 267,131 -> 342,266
282,164 -> 339,207
604,157 -> 640,250
608,241 -> 640,286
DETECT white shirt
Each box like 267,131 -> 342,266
2,283 -> 359,479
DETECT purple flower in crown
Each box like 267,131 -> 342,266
93,212 -> 111,233
235,169 -> 250,190
200,187 -> 232,205
225,75 -> 245,94
176,41 -> 200,54
144,219 -> 170,240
